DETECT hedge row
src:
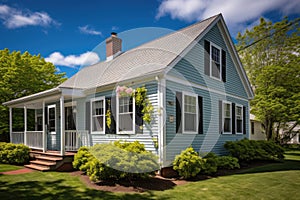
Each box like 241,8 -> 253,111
0,142 -> 30,165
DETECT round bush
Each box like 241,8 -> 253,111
173,147 -> 205,179
0,142 -> 30,165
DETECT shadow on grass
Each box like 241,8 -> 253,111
237,159 -> 300,174
0,179 -> 170,200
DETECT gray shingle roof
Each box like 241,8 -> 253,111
60,14 -> 219,89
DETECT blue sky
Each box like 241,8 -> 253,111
0,0 -> 299,77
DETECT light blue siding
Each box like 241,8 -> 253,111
165,80 -> 249,162
75,81 -> 159,154
168,24 -> 248,99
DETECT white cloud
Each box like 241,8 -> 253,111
79,25 -> 102,36
45,52 -> 100,68
156,0 -> 300,33
0,4 -> 57,29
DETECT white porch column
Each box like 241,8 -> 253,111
24,106 -> 27,145
42,101 -> 47,152
9,107 -> 12,143
60,96 -> 65,155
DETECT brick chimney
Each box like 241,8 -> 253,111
106,32 -> 122,61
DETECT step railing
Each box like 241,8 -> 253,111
26,131 -> 43,149
11,132 -> 24,144
65,130 -> 89,151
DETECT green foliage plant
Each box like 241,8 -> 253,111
173,147 -> 205,179
0,142 -> 30,165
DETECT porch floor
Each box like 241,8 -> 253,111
25,150 -> 76,172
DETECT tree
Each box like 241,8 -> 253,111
236,17 -> 300,142
0,48 -> 66,140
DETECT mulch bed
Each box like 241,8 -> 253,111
70,161 -> 273,193
70,171 -> 188,193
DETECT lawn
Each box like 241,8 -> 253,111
0,164 -> 23,172
0,151 -> 299,200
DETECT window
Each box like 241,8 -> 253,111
183,94 -> 198,133
251,122 -> 255,135
236,105 -> 243,134
211,45 -> 221,79
118,96 -> 134,133
223,102 -> 231,133
48,105 -> 56,133
65,106 -> 76,130
91,98 -> 105,133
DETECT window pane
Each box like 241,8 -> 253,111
65,106 -> 76,130
119,114 -> 133,131
211,46 -> 221,79
237,119 -> 242,133
93,116 -> 103,131
184,113 -> 196,131
224,118 -> 231,132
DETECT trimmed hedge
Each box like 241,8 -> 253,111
224,138 -> 284,163
0,142 -> 30,165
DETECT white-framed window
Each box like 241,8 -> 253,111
223,101 -> 231,133
117,96 -> 135,134
183,93 -> 198,133
48,104 -> 56,134
236,105 -> 243,134
91,97 -> 105,134
210,43 -> 222,80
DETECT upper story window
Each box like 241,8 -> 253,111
204,40 -> 226,82
183,94 -> 198,133
211,45 -> 221,79
91,97 -> 105,133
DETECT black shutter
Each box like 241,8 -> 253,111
219,100 -> 223,134
135,102 -> 143,134
105,97 -> 114,134
198,96 -> 203,134
85,101 -> 90,133
222,50 -> 226,82
243,106 -> 246,134
110,96 -> 117,134
176,92 -> 182,133
204,40 -> 210,76
232,103 -> 236,134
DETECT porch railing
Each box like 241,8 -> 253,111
65,130 -> 89,151
26,131 -> 43,149
11,132 -> 24,144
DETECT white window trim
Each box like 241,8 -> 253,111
210,42 -> 222,81
236,104 -> 243,134
182,92 -> 198,134
222,101 -> 232,134
90,97 -> 105,134
47,104 -> 56,135
116,96 -> 136,135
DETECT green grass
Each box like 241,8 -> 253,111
0,151 -> 300,200
0,164 -> 23,172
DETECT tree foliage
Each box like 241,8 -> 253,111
236,17 -> 300,141
0,48 -> 66,137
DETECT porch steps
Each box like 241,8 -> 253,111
25,150 -> 76,172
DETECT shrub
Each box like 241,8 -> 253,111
72,146 -> 94,172
0,142 -> 30,165
224,139 -> 284,163
74,141 -> 159,181
173,147 -> 205,179
217,156 -> 240,170
202,152 -> 218,175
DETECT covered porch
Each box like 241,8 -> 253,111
4,87 -> 89,155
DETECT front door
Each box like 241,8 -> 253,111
47,104 -> 57,150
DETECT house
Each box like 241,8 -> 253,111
3,14 -> 254,171
249,114 -> 266,140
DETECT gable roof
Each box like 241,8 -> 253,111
60,14 -> 219,89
